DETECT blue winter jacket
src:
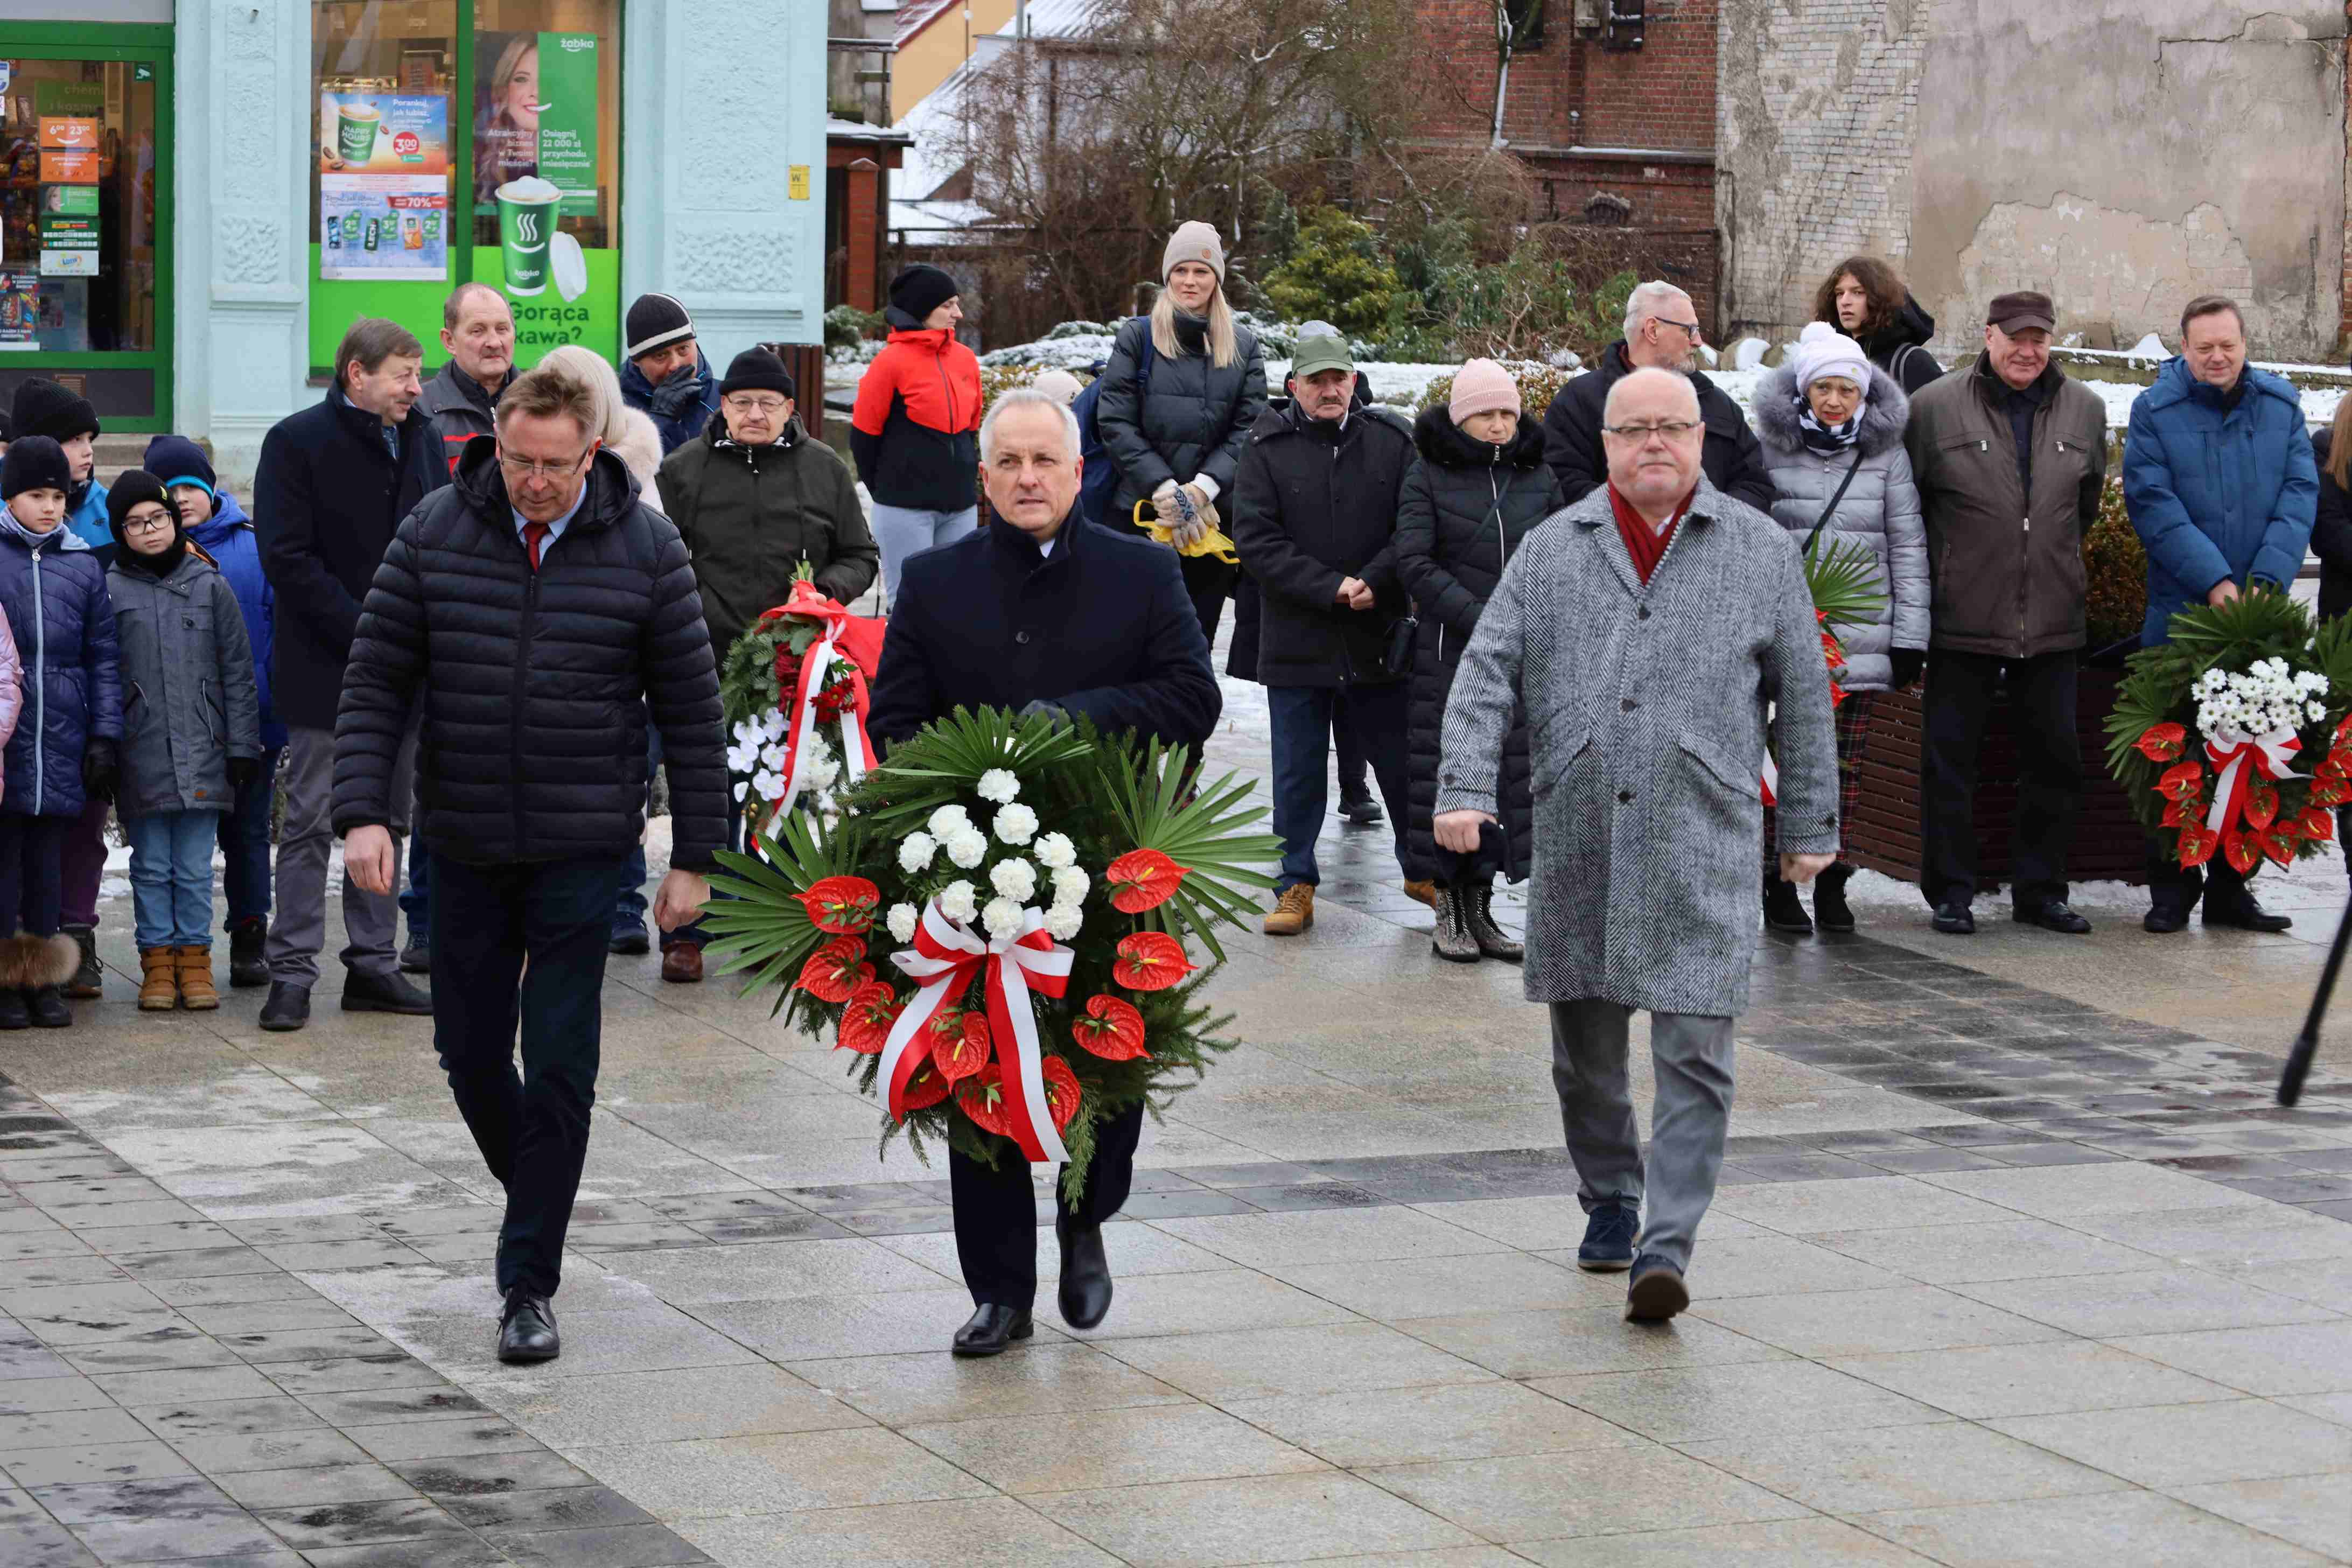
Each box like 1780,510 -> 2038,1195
62,478 -> 110,557
0,526 -> 123,817
2124,356 -> 2318,646
187,491 -> 283,751
620,352 -> 719,456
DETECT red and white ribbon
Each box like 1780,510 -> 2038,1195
876,900 -> 1075,1163
1759,755 -> 1778,807
772,585 -> 879,825
2203,725 -> 2302,837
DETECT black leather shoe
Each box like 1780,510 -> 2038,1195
2014,900 -> 2091,934
1812,864 -> 1857,934
2144,904 -> 2190,934
951,1303 -> 1033,1357
258,981 -> 311,1031
1931,901 -> 1976,935
608,925 -> 650,956
1762,875 -> 1813,934
227,918 -> 269,989
0,988 -> 27,1031
1056,1215 -> 1114,1330
1338,790 -> 1383,826
342,969 -> 433,1016
2206,898 -> 2293,933
27,986 -> 69,1028
398,936 -> 431,975
1625,1254 -> 1690,1322
496,1289 -> 561,1363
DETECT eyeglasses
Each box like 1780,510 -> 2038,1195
1601,421 -> 1703,441
122,511 -> 176,534
724,395 -> 789,415
1656,319 -> 1703,337
496,446 -> 592,480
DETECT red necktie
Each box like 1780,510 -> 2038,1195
523,521 -> 549,570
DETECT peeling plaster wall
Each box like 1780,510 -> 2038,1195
1721,2 -> 2348,359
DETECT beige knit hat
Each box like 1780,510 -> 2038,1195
1162,220 -> 1226,283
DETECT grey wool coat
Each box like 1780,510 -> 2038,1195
1749,367 -> 1927,692
1436,478 -> 1840,1016
107,553 -> 262,818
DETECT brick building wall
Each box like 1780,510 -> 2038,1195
1716,0 -> 1926,344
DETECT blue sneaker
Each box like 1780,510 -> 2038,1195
1576,1202 -> 1639,1272
1625,1254 -> 1689,1321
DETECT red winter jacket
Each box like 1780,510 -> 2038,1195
850,325 -> 981,513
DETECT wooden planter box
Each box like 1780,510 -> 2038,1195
1843,667 -> 2149,889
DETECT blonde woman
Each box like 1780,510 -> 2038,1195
473,36 -> 540,193
1096,221 -> 1268,641
540,345 -> 666,513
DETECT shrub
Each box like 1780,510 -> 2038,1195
977,363 -> 1094,421
2083,478 -> 2148,651
824,304 -> 884,353
1422,243 -> 1634,364
1262,207 -> 1406,338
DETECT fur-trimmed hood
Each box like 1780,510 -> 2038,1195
610,405 -> 667,513
1752,363 -> 1911,459
1411,404 -> 1549,472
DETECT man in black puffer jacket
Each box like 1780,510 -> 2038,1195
1232,332 -> 1417,936
332,360 -> 725,1368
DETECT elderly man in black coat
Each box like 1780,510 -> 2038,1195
869,387 -> 1220,1358
333,358 -> 726,1367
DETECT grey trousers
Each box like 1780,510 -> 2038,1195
267,726 -> 413,985
872,503 -> 978,608
1549,1000 -> 1736,1272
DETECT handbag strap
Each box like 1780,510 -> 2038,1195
1802,447 -> 1868,557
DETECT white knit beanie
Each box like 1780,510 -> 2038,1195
1162,220 -> 1226,283
1790,321 -> 1872,397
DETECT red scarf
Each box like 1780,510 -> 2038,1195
1607,482 -> 1695,584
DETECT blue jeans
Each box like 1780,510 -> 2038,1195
1266,681 -> 1411,891
218,746 -> 281,929
430,851 -> 626,1299
126,810 -> 222,948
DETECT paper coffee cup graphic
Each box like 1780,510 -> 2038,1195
496,176 -> 564,297
337,102 -> 381,166
549,233 -> 589,304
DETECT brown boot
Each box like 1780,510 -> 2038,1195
1401,879 -> 1438,909
1262,884 -> 1314,936
137,947 -> 179,1011
174,947 -> 220,1011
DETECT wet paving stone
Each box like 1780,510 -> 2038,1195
249,1494 -> 467,1549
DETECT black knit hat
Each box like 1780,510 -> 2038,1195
1,435 -> 71,501
106,470 -> 173,537
9,376 -> 99,444
888,264 -> 959,323
718,348 -> 796,401
143,434 -> 219,512
624,292 -> 696,360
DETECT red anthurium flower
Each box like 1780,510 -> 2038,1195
2176,822 -> 2220,868
898,1059 -> 951,1112
837,981 -> 902,1054
2336,712 -> 2352,748
2259,825 -> 2297,866
2222,827 -> 2260,876
2134,722 -> 2188,764
2244,783 -> 2280,832
2300,807 -> 2336,843
1105,849 -> 1189,914
1071,994 -> 1149,1060
956,1065 -> 1012,1136
2160,799 -> 2186,828
795,935 -> 872,1003
2155,761 -> 2206,804
1040,1054 -> 1082,1132
799,876 -> 881,935
929,1009 -> 991,1082
1828,681 -> 1848,710
1112,932 -> 1194,991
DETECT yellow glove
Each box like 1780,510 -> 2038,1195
1132,500 -> 1240,564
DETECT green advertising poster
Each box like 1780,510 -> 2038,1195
534,33 -> 598,214
47,186 -> 98,217
33,80 -> 103,115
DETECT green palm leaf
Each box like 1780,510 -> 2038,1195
1804,536 -> 1889,631
1099,736 -> 1283,964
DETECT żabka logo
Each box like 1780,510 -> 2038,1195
560,36 -> 594,51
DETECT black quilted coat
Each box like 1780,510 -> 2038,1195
1395,408 -> 1560,883
330,439 -> 729,871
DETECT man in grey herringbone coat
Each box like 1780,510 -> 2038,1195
1436,367 -> 1840,1321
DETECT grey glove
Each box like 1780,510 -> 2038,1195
1017,699 -> 1071,730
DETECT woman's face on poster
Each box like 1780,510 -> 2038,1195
502,48 -> 540,129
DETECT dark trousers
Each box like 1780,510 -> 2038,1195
1334,714 -> 1369,800
218,745 -> 282,929
57,796 -> 109,929
2146,841 -> 2261,915
616,726 -> 661,938
1180,554 -> 1236,649
1268,681 -> 1411,890
0,813 -> 68,939
948,1100 -> 1146,1309
1919,648 -> 2080,909
664,793 -> 744,951
429,852 -> 626,1298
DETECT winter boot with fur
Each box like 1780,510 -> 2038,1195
26,986 -> 69,1028
62,924 -> 101,998
1463,877 -> 1525,962
0,933 -> 80,994
138,948 -> 179,1011
174,947 -> 220,1011
0,989 -> 25,1030
1431,883 -> 1481,963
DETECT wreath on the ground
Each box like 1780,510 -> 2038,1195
2105,593 -> 2352,876
697,709 -> 1280,1199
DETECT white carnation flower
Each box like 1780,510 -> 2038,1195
886,902 -> 920,943
1045,905 -> 1084,941
899,832 -> 938,872
993,803 -> 1040,845
809,752 -> 841,789
946,826 -> 989,869
976,768 -> 1021,804
1034,831 -> 1077,869
990,857 -> 1038,902
928,803 -> 971,837
981,897 -> 1025,940
938,880 -> 978,923
1051,865 -> 1090,907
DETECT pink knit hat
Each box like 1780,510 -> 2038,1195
1448,359 -> 1521,424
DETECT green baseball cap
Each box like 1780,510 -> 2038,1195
1291,332 -> 1353,380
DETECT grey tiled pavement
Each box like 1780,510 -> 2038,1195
1,662 -> 2350,1564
